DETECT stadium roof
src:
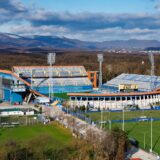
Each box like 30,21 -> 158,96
0,69 -> 47,98
104,73 -> 160,91
31,77 -> 92,87
13,66 -> 87,78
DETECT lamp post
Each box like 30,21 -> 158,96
100,103 -> 103,129
109,120 -> 112,130
97,54 -> 103,89
150,116 -> 153,153
122,102 -> 125,131
144,132 -> 146,149
47,53 -> 56,101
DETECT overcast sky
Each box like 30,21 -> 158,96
1,0 -> 160,41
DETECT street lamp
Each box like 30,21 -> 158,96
122,102 -> 125,131
97,53 -> 103,89
47,53 -> 56,101
150,116 -> 153,153
144,132 -> 146,149
100,102 -> 103,129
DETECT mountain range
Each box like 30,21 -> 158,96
0,33 -> 160,52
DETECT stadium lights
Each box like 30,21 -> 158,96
148,51 -> 155,91
97,53 -> 103,89
144,132 -> 146,149
150,116 -> 153,153
47,53 -> 56,65
31,69 -> 35,89
47,53 -> 56,100
122,104 -> 125,131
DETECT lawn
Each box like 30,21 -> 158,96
86,110 -> 160,121
0,122 -> 73,149
87,110 -> 160,154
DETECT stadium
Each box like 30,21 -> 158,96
0,52 -> 159,111
0,64 -> 160,111
68,74 -> 160,110
0,65 -> 94,105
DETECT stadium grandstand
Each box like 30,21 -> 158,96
1,64 -> 160,111
13,66 -> 93,94
0,66 -> 93,105
103,73 -> 160,92
68,73 -> 160,110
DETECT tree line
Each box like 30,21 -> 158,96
0,51 -> 159,82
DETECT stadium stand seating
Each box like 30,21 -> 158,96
12,66 -> 93,94
13,66 -> 87,78
103,73 -> 160,91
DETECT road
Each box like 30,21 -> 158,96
127,147 -> 158,160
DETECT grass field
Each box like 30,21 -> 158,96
0,122 -> 73,149
87,110 -> 160,154
87,110 -> 160,121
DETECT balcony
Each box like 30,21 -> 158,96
11,84 -> 26,92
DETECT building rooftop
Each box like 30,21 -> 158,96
13,66 -> 87,78
104,73 -> 160,91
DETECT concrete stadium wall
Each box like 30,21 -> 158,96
69,94 -> 160,110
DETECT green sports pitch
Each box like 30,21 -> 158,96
0,123 -> 73,149
86,110 -> 160,154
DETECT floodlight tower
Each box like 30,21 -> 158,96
97,53 -> 103,89
47,53 -> 56,101
31,69 -> 35,90
148,51 -> 155,90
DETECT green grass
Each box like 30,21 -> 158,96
87,110 -> 160,121
0,123 -> 73,148
87,110 -> 160,154
105,121 -> 160,154
54,93 -> 69,100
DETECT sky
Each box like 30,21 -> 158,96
1,0 -> 160,41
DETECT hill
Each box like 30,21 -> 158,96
0,33 -> 160,52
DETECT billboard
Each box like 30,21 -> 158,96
119,84 -> 138,92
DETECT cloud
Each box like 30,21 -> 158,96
1,0 -> 160,41
0,0 -> 28,24
28,12 -> 160,31
153,0 -> 160,10
155,3 -> 160,10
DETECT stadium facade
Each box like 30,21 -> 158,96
1,65 -> 160,110
0,66 -> 93,104
68,73 -> 160,110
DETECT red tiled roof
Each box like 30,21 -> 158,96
68,90 -> 160,97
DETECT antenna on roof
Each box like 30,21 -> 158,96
47,53 -> 56,100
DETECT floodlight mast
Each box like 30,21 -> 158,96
148,51 -> 155,91
47,53 -> 56,101
31,69 -> 35,90
97,54 -> 103,89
